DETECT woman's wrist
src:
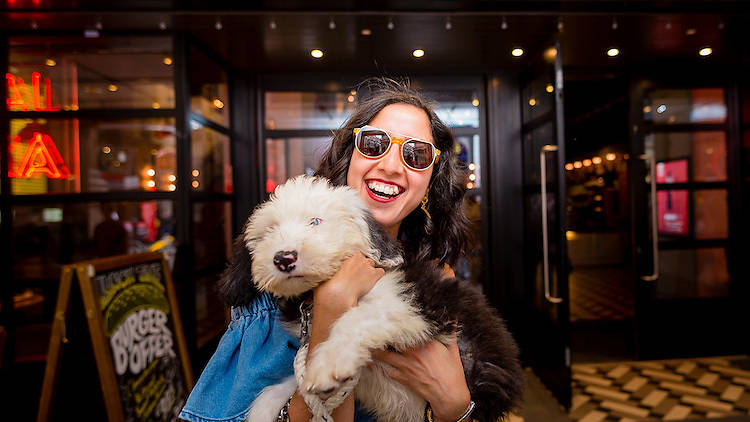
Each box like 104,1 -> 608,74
429,390 -> 472,422
427,399 -> 475,422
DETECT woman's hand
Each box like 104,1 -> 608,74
371,337 -> 471,422
314,251 -> 385,313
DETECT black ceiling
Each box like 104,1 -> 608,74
1,1 -> 749,72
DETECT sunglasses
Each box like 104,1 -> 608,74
353,125 -> 441,171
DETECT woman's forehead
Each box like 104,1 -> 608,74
368,103 -> 434,144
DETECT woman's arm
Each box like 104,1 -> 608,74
288,252 -> 385,422
371,337 -> 471,422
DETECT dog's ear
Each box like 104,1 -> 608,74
218,234 -> 260,307
364,213 -> 404,269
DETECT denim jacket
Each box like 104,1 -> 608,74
179,293 -> 374,422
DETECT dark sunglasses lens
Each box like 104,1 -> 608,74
358,130 -> 390,157
403,141 -> 434,169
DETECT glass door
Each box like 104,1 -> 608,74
520,41 -> 572,408
630,83 -> 742,359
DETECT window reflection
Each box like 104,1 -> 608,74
644,132 -> 727,182
192,201 -> 232,269
694,190 -> 728,240
189,47 -> 229,127
191,123 -> 232,193
265,137 -> 330,193
644,88 -> 726,124
12,200 -> 175,281
265,92 -> 355,130
658,248 -> 729,299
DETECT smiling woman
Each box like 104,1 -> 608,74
318,79 -> 470,266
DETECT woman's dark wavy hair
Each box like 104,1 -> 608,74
316,78 -> 470,267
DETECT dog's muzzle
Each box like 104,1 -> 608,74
273,250 -> 298,272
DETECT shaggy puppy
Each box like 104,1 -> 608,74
219,176 -> 524,422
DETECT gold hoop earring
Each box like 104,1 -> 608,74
421,194 -> 432,235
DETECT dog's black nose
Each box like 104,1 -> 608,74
273,250 -> 298,272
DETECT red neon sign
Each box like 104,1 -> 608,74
10,132 -> 70,179
6,72 -> 60,111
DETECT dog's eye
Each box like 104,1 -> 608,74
310,217 -> 323,226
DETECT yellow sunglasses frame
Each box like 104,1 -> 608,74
353,126 -> 441,171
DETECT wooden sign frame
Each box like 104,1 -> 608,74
38,251 -> 194,422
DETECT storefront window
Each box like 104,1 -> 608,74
8,36 -> 174,110
522,76 -> 555,124
192,201 -> 232,269
190,47 -> 229,127
11,200 -> 175,364
265,92 -> 356,130
427,91 -> 481,128
9,118 -> 176,194
645,131 -> 727,182
265,137 -> 330,193
195,274 -> 227,348
657,248 -> 729,299
644,88 -> 726,124
190,122 -> 232,193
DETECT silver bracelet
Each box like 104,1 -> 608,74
424,400 -> 476,422
278,394 -> 294,422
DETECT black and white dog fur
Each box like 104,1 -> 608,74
219,176 -> 524,422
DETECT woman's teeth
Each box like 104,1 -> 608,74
367,181 -> 401,197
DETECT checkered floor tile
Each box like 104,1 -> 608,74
570,356 -> 750,421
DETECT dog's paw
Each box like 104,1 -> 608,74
302,345 -> 360,401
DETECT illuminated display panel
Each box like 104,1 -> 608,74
8,36 -> 174,111
9,118 -> 176,194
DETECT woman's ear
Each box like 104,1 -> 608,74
218,235 -> 259,307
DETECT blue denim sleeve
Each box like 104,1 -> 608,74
178,292 -> 375,422
179,293 -> 299,422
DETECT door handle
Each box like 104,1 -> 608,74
540,144 -> 563,304
640,154 -> 659,281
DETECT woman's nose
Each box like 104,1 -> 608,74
377,144 -> 403,173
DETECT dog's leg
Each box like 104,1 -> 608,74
245,375 -> 297,422
302,271 -> 432,398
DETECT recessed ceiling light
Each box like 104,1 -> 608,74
108,84 -> 118,92
45,58 -> 56,66
607,48 -> 619,57
546,84 -> 554,93
163,57 -> 173,65
311,49 -> 324,59
511,48 -> 524,57
361,28 -> 372,36
412,49 -> 425,58
699,47 -> 712,56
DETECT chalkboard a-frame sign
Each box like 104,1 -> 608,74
38,251 -> 194,422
